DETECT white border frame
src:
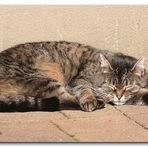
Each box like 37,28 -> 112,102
0,0 -> 148,5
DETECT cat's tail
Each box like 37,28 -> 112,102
0,95 -> 59,112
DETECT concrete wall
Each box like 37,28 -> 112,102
0,6 -> 148,67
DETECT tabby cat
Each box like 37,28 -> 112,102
0,41 -> 147,112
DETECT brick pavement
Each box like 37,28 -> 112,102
0,104 -> 147,142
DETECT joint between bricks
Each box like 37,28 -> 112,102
50,120 -> 80,142
114,106 -> 148,130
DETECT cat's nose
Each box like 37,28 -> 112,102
117,96 -> 121,100
116,90 -> 123,100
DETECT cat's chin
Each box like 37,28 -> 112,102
112,101 -> 125,106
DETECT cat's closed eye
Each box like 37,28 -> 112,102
126,85 -> 140,93
111,78 -> 118,85
122,78 -> 129,86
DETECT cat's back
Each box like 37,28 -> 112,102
0,41 -> 99,81
0,41 -> 131,66
0,41 -> 93,62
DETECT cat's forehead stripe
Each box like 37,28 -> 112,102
111,54 -> 137,78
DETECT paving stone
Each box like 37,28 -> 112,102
0,112 -> 74,142
116,105 -> 148,115
0,111 -> 67,123
60,104 -> 117,119
75,131 -> 148,142
53,106 -> 148,142
0,105 -> 148,142
116,105 -> 148,129
0,122 -> 74,142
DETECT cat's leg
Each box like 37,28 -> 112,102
70,79 -> 105,112
29,78 -> 76,104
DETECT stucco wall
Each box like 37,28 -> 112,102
0,6 -> 148,67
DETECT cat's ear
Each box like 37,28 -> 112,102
131,57 -> 145,76
100,54 -> 113,73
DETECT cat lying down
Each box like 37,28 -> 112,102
0,41 -> 147,112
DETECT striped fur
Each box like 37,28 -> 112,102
0,41 -> 147,112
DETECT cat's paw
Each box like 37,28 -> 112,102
79,96 -> 98,112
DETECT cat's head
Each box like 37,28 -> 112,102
100,53 -> 147,105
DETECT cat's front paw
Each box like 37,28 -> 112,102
79,96 -> 98,112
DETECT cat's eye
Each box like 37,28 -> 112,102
126,85 -> 140,93
111,78 -> 118,85
122,78 -> 129,86
109,85 -> 117,91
